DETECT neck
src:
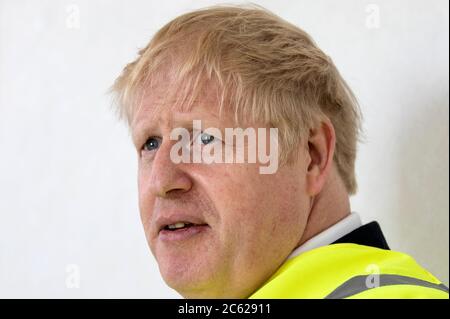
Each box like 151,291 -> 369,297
298,164 -> 351,246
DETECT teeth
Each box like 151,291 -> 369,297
167,222 -> 190,230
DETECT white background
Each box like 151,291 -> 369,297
0,0 -> 448,298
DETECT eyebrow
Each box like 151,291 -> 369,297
132,115 -> 224,150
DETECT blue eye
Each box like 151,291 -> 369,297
200,133 -> 215,145
193,131 -> 221,147
143,137 -> 161,151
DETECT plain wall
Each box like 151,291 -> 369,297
0,0 -> 448,298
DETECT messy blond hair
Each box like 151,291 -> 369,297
111,4 -> 363,195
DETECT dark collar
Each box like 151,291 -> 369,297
331,221 -> 390,250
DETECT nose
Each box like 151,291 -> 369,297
147,140 -> 192,197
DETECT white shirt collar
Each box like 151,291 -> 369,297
287,212 -> 362,260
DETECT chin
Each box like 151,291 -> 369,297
163,272 -> 214,298
158,256 -> 214,295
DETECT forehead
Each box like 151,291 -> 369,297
130,77 -> 232,138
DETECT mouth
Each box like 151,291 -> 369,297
158,221 -> 210,242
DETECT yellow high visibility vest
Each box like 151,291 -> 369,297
249,243 -> 449,299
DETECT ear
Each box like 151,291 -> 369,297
305,117 -> 336,197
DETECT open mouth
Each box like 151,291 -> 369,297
163,222 -> 198,231
159,221 -> 209,241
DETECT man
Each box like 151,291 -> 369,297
111,5 -> 448,298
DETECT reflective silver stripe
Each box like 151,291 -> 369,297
325,274 -> 450,299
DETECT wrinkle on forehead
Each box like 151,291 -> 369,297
131,73 -> 227,130
130,74 -> 234,150
129,49 -> 236,125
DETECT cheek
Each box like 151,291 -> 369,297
268,175 -> 309,233
137,166 -> 154,234
216,168 -> 307,253
270,189 -> 308,238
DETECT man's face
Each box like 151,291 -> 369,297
132,80 -> 312,298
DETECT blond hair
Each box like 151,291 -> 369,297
111,4 -> 363,195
